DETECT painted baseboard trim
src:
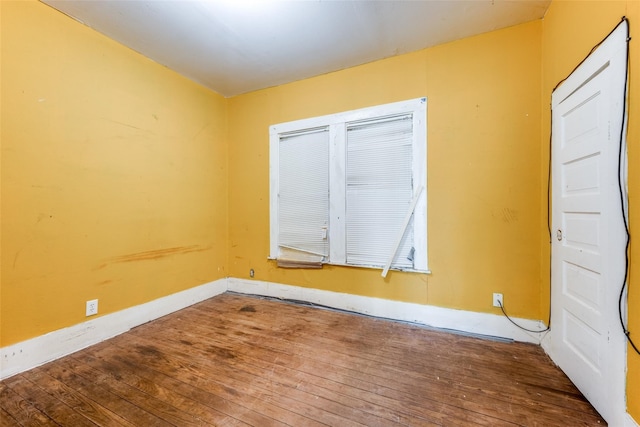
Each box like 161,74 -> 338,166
0,277 -> 550,379
0,279 -> 227,380
628,413 -> 640,427
626,413 -> 640,427
4,276 -> 634,422
227,278 -> 547,344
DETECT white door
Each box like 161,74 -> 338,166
549,21 -> 628,425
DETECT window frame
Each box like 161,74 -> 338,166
269,97 -> 428,273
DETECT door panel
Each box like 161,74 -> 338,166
563,310 -> 602,370
563,261 -> 600,310
563,154 -> 600,194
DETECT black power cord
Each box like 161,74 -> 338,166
613,18 -> 640,356
498,300 -> 550,334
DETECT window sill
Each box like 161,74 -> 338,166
267,257 -> 431,275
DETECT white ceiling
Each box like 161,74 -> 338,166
41,0 -> 551,97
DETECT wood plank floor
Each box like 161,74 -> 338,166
1,292 -> 606,426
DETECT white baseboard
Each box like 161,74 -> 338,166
5,276 -> 636,423
0,279 -> 227,380
0,277 -> 550,380
227,278 -> 547,344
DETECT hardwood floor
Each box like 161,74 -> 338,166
1,292 -> 606,426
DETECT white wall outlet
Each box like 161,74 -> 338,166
86,299 -> 98,317
492,293 -> 503,308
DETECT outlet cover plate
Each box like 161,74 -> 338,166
492,293 -> 503,308
86,299 -> 98,316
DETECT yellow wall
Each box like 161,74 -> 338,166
0,1 -> 228,346
3,0 -> 637,421
541,0 -> 639,420
228,21 -> 543,318
0,1 -> 4,350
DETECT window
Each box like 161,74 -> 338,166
269,98 -> 428,274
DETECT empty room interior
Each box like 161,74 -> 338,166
2,0 -> 640,425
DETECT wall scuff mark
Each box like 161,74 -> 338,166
96,245 -> 210,269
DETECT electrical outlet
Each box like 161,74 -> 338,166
492,293 -> 503,308
86,299 -> 98,317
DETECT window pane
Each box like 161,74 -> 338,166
278,129 -> 329,259
346,115 -> 414,269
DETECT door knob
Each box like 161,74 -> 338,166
556,229 -> 563,241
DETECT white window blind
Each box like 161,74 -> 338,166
345,115 -> 414,269
277,128 -> 329,264
270,98 -> 428,274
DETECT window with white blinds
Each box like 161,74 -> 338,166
346,115 -> 415,269
270,98 -> 428,274
277,128 -> 329,264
